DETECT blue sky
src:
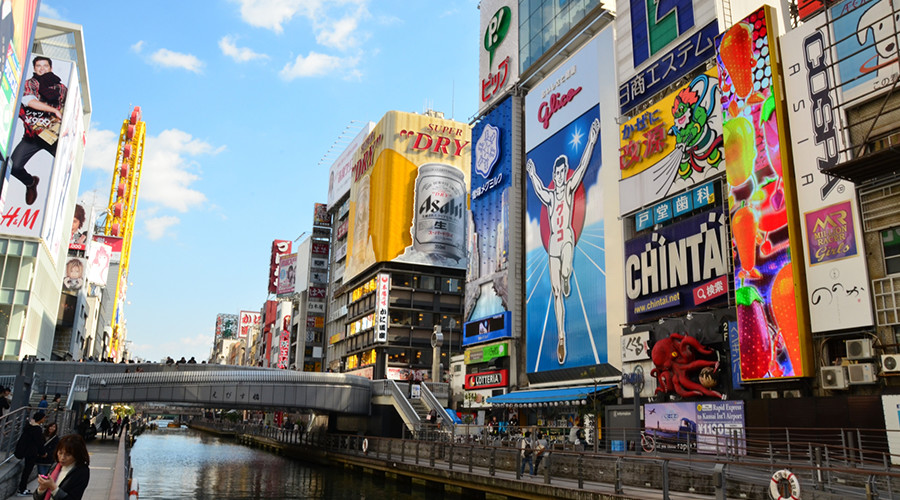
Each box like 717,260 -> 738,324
42,1 -> 479,362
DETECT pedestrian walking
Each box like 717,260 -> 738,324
15,411 -> 46,495
534,431 -> 549,474
519,431 -> 535,477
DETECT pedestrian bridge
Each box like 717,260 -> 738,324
75,370 -> 372,414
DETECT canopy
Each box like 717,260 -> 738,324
486,384 -> 615,407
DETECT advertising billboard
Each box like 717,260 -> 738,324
62,256 -> 86,292
268,240 -> 291,294
215,313 -> 238,341
478,0 -> 518,114
467,96 -> 512,322
92,234 -> 123,263
462,310 -> 510,347
615,0 -> 719,113
618,70 -> 725,215
625,207 -> 728,322
313,202 -> 330,227
830,0 -> 900,105
327,123 -> 374,209
465,340 -> 510,365
882,395 -> 900,465
525,31 -> 612,373
0,0 -> 40,159
464,369 -> 508,390
277,253 -> 297,296
781,14 -> 874,333
644,400 -> 745,455
86,241 -> 112,286
716,6 -> 811,380
345,111 -> 472,281
276,301 -> 291,369
239,310 -> 260,339
1,58 -> 82,258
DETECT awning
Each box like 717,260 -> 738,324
486,384 -> 615,407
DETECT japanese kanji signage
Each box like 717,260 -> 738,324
374,272 -> 390,343
624,207 -> 728,322
634,181 -> 715,231
621,331 -> 651,362
618,20 -> 719,114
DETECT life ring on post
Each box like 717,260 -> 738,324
769,469 -> 800,500
362,438 -> 369,454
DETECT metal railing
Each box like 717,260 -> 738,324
386,379 -> 420,432
418,383 -> 455,435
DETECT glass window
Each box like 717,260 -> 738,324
883,228 -> 900,275
2,256 -> 19,289
418,275 -> 435,290
393,274 -> 412,287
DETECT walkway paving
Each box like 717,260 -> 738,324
5,436 -> 120,500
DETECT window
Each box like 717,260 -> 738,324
882,228 -> 900,275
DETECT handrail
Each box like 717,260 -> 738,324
418,383 -> 455,434
387,379 -> 420,432
67,374 -> 90,409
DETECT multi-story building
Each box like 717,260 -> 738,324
0,17 -> 91,360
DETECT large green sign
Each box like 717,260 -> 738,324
465,341 -> 509,365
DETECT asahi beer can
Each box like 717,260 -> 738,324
413,163 -> 466,262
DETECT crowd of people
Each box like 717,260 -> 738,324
13,410 -> 90,498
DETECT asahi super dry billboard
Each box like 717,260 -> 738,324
345,111 -> 471,281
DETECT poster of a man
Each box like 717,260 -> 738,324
526,118 -> 599,364
69,203 -> 87,247
9,56 -> 67,205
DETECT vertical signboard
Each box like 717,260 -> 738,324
345,111 -> 471,282
374,272 -> 389,343
86,241 -> 112,286
215,313 -> 238,341
239,310 -> 261,339
467,96 -> 512,322
478,0 -> 518,114
313,202 -> 330,227
62,256 -> 86,292
277,253 -> 297,296
268,240 -> 291,294
525,31 -> 612,373
277,301 -> 291,369
781,13 -> 874,333
615,0 -> 719,113
618,70 -> 725,215
0,0 -> 40,159
1,58 -> 81,260
717,6 -> 811,380
327,123 -> 375,209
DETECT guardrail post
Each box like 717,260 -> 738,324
516,451 -> 521,480
814,446 -> 822,490
858,429 -> 864,465
468,445 -> 473,473
416,440 -> 420,465
713,463 -> 726,500
662,459 -> 670,500
825,445 -> 833,490
544,451 -> 551,485
615,456 -> 623,494
387,439 -> 392,461
448,442 -> 453,470
885,452 -> 894,499
490,447 -> 496,476
401,440 -> 406,462
841,429 -> 848,466
786,428 -> 791,462
429,441 -> 435,467
768,442 -> 774,473
577,453 -> 584,489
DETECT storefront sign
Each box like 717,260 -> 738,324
307,301 -> 326,314
645,401 -> 745,455
465,341 -> 510,365
622,332 -> 651,362
311,242 -> 329,255
308,286 -> 327,299
465,369 -> 508,390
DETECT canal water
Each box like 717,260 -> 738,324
130,426 -> 459,499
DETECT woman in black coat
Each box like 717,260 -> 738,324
33,434 -> 90,500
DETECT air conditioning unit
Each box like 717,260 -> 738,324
821,366 -> 849,390
760,390 -> 779,399
846,338 -> 875,360
882,354 -> 900,373
848,363 -> 878,384
783,390 -> 802,398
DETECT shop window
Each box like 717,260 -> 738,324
440,278 -> 462,293
882,228 -> 900,275
393,274 -> 412,288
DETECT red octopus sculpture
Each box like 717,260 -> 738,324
650,333 -> 723,399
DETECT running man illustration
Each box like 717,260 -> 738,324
525,117 -> 599,364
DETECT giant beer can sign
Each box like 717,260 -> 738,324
413,163 -> 466,262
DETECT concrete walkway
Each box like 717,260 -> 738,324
5,437 -> 121,500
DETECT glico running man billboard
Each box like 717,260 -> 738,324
716,6 -> 811,380
345,111 -> 472,282
525,31 -> 612,373
467,96 -> 512,323
781,12 -> 874,333
618,70 -> 725,215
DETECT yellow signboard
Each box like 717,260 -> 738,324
346,111 -> 472,281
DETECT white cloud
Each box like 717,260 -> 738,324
144,216 -> 179,240
83,126 -> 120,171
279,51 -> 356,79
141,129 -> 220,212
219,35 -> 269,62
39,3 -> 62,19
150,48 -> 204,73
131,40 -> 145,53
233,0 -> 369,49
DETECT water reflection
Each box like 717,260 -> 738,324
131,427 -> 456,499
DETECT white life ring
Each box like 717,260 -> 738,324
362,438 -> 369,454
769,469 -> 800,500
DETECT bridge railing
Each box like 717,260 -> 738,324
418,383 -> 455,435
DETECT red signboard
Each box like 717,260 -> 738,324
311,241 -> 329,255
693,275 -> 729,306
269,240 -> 292,294
336,219 -> 349,240
464,369 -> 508,390
308,286 -> 327,299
